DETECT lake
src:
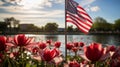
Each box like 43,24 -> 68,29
25,34 -> 120,55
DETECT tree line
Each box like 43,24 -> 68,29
0,17 -> 120,34
67,17 -> 120,33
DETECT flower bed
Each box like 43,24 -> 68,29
0,34 -> 120,67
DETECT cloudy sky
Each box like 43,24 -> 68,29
0,0 -> 120,28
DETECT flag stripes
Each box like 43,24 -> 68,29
66,0 -> 93,34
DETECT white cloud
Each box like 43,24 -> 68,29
0,0 -> 65,27
90,6 -> 100,12
0,0 -> 64,10
43,0 -> 52,7
80,0 -> 96,6
54,0 -> 64,4
0,1 -> 4,5
85,5 -> 100,12
0,9 -> 64,18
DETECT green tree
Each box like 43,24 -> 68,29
67,25 -> 74,32
114,19 -> 120,31
44,23 -> 58,32
4,17 -> 20,33
74,27 -> 80,32
0,21 -> 7,34
40,26 -> 45,32
92,17 -> 112,31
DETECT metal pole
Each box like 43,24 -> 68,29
65,0 -> 68,61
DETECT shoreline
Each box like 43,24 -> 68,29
0,32 -> 120,35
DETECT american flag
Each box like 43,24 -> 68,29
66,0 -> 93,34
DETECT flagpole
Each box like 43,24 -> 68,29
65,0 -> 67,61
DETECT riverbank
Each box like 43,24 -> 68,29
0,31 -> 120,35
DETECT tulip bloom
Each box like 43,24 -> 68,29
0,36 -> 7,51
32,47 -> 39,54
69,60 -> 80,67
74,42 -> 79,47
46,39 -> 52,45
106,45 -> 116,53
72,47 -> 78,53
14,34 -> 34,47
66,43 -> 73,50
79,42 -> 85,47
43,48 -> 59,62
38,42 -> 47,49
84,43 -> 104,62
110,47 -> 120,67
54,41 -> 61,48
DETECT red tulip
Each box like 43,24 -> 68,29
66,43 -> 73,50
0,36 -> 7,51
46,39 -> 52,45
43,48 -> 59,62
72,47 -> 78,53
110,47 -> 120,67
38,42 -> 47,49
54,41 -> 61,48
74,42 -> 79,47
106,45 -> 116,53
32,47 -> 39,54
69,60 -> 80,67
84,43 -> 104,62
79,42 -> 85,47
14,34 -> 34,47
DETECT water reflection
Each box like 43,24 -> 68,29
92,35 -> 120,46
67,35 -> 120,46
67,35 -> 73,42
45,35 -> 58,42
4,34 -> 120,46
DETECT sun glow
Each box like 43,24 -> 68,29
18,0 -> 44,9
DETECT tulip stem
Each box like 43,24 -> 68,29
41,61 -> 45,67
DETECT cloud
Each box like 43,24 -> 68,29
0,0 -> 64,9
85,5 -> 100,12
43,0 -> 52,7
0,0 -> 65,27
0,9 -> 64,18
80,0 -> 96,6
90,6 -> 100,12
0,1 -> 4,5
0,9 -> 64,27
54,0 -> 64,4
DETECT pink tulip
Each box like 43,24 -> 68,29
43,48 -> 59,62
54,41 -> 61,48
0,36 -> 7,51
84,43 -> 104,62
14,34 -> 34,47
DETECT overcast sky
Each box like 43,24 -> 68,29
0,0 -> 120,28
